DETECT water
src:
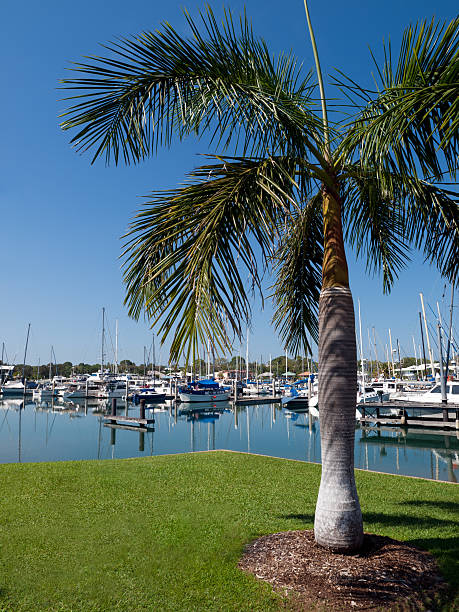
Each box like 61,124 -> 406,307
0,398 -> 457,482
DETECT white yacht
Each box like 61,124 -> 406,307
32,384 -> 57,400
1,380 -> 37,396
179,380 -> 229,403
63,382 -> 107,400
242,381 -> 270,396
393,381 -> 459,405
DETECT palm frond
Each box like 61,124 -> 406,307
271,194 -> 323,354
401,177 -> 459,282
122,155 -> 308,361
342,163 -> 459,291
339,18 -> 459,179
60,7 -> 325,165
342,167 -> 410,293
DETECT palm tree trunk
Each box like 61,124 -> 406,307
314,178 -> 364,552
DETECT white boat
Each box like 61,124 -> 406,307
392,381 -> 459,405
63,382 -> 107,400
179,380 -> 229,403
281,385 -> 309,407
106,381 -> 129,399
32,384 -> 57,400
242,382 -> 270,396
1,380 -> 36,396
357,385 -> 390,404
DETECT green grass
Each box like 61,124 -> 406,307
0,451 -> 457,611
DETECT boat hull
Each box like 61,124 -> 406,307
179,391 -> 229,403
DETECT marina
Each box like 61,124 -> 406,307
1,397 -> 457,482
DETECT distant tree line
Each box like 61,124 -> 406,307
1,355 -> 423,380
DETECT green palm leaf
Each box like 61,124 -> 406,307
339,18 -> 459,180
342,166 -> 410,293
271,194 -> 323,354
60,7 -> 324,165
401,177 -> 459,282
342,163 -> 459,291
122,154 -> 310,361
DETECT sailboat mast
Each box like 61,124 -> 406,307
419,312 -> 428,380
22,323 -> 31,382
373,327 -> 379,377
358,300 -> 364,385
152,334 -> 156,383
388,328 -> 395,378
115,320 -> 118,375
420,293 -> 435,377
445,283 -> 454,384
101,307 -> 105,375
412,336 -> 419,380
246,328 -> 249,382
367,328 -> 373,380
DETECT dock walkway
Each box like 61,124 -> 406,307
359,401 -> 459,431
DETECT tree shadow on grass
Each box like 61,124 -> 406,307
280,511 -> 458,529
280,513 -> 314,523
401,499 -> 458,513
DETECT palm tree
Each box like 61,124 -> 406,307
60,7 -> 459,551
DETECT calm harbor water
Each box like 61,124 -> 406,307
0,398 -> 457,482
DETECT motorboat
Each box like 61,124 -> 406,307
179,379 -> 229,403
106,381 -> 129,400
32,384 -> 57,400
133,389 -> 166,403
63,382 -> 107,400
1,380 -> 37,396
242,381 -> 270,396
281,385 -> 309,407
357,385 -> 390,404
391,381 -> 459,405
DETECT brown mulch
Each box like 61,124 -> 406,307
239,530 -> 449,611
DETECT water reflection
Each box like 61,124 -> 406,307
0,398 -> 457,482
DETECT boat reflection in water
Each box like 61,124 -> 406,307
0,398 -> 457,482
359,427 -> 458,483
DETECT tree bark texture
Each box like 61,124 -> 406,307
314,178 -> 363,552
314,286 -> 363,551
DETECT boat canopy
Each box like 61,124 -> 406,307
194,379 -> 219,388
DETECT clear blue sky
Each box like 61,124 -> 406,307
1,0 -> 457,367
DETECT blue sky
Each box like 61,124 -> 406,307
1,0 -> 457,367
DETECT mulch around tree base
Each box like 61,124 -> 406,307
239,530 -> 449,610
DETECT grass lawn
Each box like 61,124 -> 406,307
0,451 -> 457,611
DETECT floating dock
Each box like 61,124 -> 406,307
103,414 -> 155,427
359,402 -> 459,431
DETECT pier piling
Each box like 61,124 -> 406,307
139,398 -> 146,420
111,398 -> 117,416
